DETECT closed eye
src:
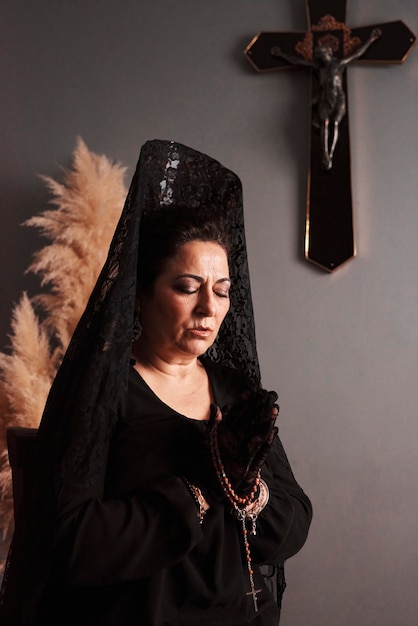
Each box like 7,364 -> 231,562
175,285 -> 198,294
174,275 -> 231,297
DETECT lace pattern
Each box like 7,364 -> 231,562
0,140 -> 282,623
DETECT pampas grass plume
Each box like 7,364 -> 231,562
0,138 -> 127,567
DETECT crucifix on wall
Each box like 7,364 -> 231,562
245,0 -> 416,272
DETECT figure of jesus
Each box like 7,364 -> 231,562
271,28 -> 382,170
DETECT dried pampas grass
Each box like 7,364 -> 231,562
0,138 -> 127,571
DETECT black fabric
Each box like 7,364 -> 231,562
35,362 -> 312,626
0,140 -> 308,624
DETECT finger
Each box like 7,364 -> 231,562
209,404 -> 222,427
268,425 -> 278,444
267,390 -> 279,404
246,427 -> 277,475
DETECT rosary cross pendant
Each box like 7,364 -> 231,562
246,587 -> 262,612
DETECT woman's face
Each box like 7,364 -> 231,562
138,240 -> 231,362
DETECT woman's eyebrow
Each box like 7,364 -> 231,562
175,274 -> 231,284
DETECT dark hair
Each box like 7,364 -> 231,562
137,205 -> 231,293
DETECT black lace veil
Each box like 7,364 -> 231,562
0,140 -> 284,623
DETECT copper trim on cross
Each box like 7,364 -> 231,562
244,0 -> 416,272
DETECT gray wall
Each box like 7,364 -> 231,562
1,1 -> 417,624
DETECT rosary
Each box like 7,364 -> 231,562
209,422 -> 269,612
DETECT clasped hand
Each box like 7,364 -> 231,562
209,388 -> 278,495
184,388 -> 278,506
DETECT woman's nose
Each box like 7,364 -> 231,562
196,289 -> 216,317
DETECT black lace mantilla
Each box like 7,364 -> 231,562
0,140 -> 284,623
36,140 -> 260,498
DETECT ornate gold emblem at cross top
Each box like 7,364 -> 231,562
295,15 -> 362,59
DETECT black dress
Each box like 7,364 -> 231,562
36,360 -> 312,626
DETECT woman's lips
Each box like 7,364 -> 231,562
188,327 -> 213,337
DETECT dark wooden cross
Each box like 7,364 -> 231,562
245,0 -> 416,272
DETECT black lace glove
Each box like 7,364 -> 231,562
209,388 -> 279,496
182,389 -> 278,507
